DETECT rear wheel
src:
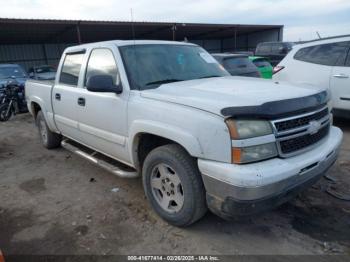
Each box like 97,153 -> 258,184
36,111 -> 61,149
0,103 -> 12,122
142,144 -> 207,226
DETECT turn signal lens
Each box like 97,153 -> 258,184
232,148 -> 242,164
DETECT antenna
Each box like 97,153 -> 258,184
316,31 -> 322,39
130,8 -> 139,90
130,8 -> 136,43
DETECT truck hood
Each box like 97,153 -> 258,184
140,76 -> 327,117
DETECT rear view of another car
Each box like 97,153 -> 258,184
249,56 -> 273,79
212,54 -> 261,78
28,65 -> 56,80
0,64 -> 27,88
273,36 -> 350,119
255,42 -> 294,66
0,64 -> 28,112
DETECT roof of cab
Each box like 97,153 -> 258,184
64,40 -> 196,53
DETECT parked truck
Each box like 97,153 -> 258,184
26,40 -> 343,226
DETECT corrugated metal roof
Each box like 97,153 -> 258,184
0,17 -> 283,44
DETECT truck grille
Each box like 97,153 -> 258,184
275,107 -> 328,132
279,124 -> 330,154
272,107 -> 330,157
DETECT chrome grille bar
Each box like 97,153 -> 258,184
271,106 -> 330,157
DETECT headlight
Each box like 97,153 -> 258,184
226,119 -> 277,164
226,119 -> 273,139
232,143 -> 278,164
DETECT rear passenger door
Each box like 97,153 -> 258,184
52,51 -> 85,140
330,42 -> 350,111
291,42 -> 349,90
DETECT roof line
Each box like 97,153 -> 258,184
299,34 -> 350,43
0,17 -> 283,28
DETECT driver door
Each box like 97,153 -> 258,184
76,48 -> 130,164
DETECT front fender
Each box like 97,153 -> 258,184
128,120 -> 204,166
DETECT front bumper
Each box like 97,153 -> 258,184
198,126 -> 343,218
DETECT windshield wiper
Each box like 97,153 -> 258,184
145,79 -> 184,86
198,75 -> 222,79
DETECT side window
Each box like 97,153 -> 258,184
85,48 -> 119,86
59,52 -> 84,86
257,44 -> 271,54
271,43 -> 282,54
345,50 -> 350,67
294,42 -> 350,66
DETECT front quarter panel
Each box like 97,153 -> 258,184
127,92 -> 232,166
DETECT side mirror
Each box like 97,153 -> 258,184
86,75 -> 122,94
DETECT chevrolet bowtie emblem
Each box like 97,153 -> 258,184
308,120 -> 321,135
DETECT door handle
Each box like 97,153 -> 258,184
333,74 -> 349,79
55,93 -> 61,100
77,97 -> 86,106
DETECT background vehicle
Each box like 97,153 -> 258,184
255,42 -> 295,66
273,35 -> 350,119
26,40 -> 342,226
0,80 -> 26,121
226,51 -> 254,56
249,56 -> 273,79
0,64 -> 27,89
0,64 -> 27,111
28,65 -> 56,80
212,53 -> 261,77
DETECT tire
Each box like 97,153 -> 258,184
36,110 -> 62,149
142,144 -> 207,226
0,103 -> 12,122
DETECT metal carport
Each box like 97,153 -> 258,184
0,18 -> 283,70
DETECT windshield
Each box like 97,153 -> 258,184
119,44 -> 229,90
0,66 -> 27,79
35,66 -> 56,74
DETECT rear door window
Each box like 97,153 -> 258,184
294,42 -> 350,66
59,52 -> 85,86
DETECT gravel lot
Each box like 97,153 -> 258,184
0,113 -> 349,255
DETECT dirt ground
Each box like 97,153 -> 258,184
0,113 -> 349,256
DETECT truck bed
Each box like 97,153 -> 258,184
25,79 -> 54,119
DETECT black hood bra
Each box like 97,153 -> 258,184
221,90 -> 329,120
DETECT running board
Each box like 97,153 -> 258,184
61,139 -> 138,178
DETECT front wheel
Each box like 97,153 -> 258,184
142,144 -> 207,227
0,103 -> 12,122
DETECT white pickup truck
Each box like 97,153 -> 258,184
26,40 -> 343,226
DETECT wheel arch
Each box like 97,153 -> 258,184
129,120 -> 204,170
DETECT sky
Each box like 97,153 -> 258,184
1,0 -> 350,41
